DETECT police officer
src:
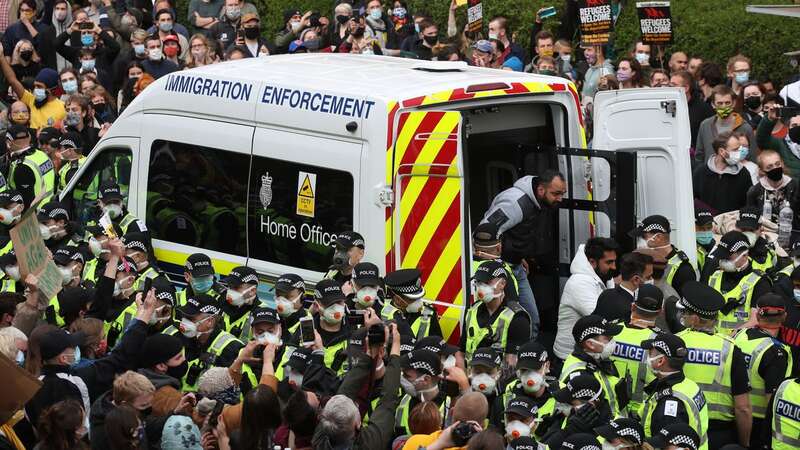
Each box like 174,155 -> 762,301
55,131 -> 86,193
37,127 -> 61,164
383,268 -> 442,340
645,423 -> 702,450
81,223 -> 123,287
468,346 -> 503,398
325,231 -> 365,287
593,418 -> 646,449
610,284 -> 663,416
273,273 -> 310,336
462,259 -> 530,360
771,376 -> 800,449
296,278 -> 353,375
0,251 -> 22,293
676,281 -> 751,448
498,341 -> 555,438
0,190 -> 24,255
779,265 -> 800,375
470,223 -> 519,299
242,306 -> 285,393
349,262 -> 385,312
276,346 -> 311,402
503,396 -> 542,443
696,209 -> 715,274
144,275 -> 177,334
396,348 -> 448,436
632,215 -> 696,296
53,246 -> 84,289
6,123 -> 55,207
640,332 -> 708,450
735,207 -> 778,273
104,256 -> 140,348
122,231 -> 160,291
220,266 -> 260,342
94,181 -> 146,236
733,293 -> 792,449
542,374 -> 611,448
706,231 -> 771,335
163,294 -> 244,392
176,253 -> 222,310
37,201 -> 76,250
559,315 -> 627,418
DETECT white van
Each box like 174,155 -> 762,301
59,54 -> 694,342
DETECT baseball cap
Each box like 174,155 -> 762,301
594,418 -> 645,445
414,336 -> 458,357
645,423 -> 700,450
185,253 -> 215,277
222,266 -> 258,288
286,346 -> 311,372
572,315 -> 622,344
98,181 -> 123,202
384,269 -> 425,300
695,208 -> 714,226
6,124 -> 28,141
52,246 -> 84,266
0,190 -> 23,209
162,33 -> 179,46
178,294 -> 221,317
241,12 -> 259,23
251,306 -> 280,325
472,260 -> 509,283
401,349 -> 442,377
37,201 -> 69,222
504,396 -> 538,419
473,222 -> 500,245
38,127 -> 61,145
314,278 -> 346,307
352,262 -> 381,287
559,433 -> 601,450
634,284 -> 663,313
283,8 -> 301,23
629,215 -> 671,237
56,287 -> 92,319
553,373 -> 602,403
517,341 -> 549,370
735,207 -> 760,230
711,231 -> 750,259
274,273 -> 305,293
472,39 -> 492,53
470,347 -> 501,368
641,332 -> 688,359
334,231 -> 365,249
40,329 -> 86,360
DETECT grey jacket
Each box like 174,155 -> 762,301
696,112 -> 755,165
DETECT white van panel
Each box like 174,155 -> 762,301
592,88 -> 695,265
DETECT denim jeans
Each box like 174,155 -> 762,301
513,263 -> 540,340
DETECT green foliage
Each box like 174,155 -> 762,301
174,0 -> 800,82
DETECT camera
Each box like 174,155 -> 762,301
451,421 -> 479,446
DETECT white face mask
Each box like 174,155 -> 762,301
148,48 -> 163,61
488,32 -> 498,40
400,376 -> 418,397
602,442 -> 630,450
256,330 -> 281,346
356,287 -> 378,307
103,203 -> 123,219
275,295 -> 298,317
555,402 -> 572,416
290,20 -> 302,33
322,303 -> 345,324
226,286 -> 255,307
39,224 -> 63,240
587,338 -> 616,360
474,281 -> 499,303
287,369 -> 303,388
442,355 -> 456,369
113,276 -> 134,297
646,354 -> 664,373
148,305 -> 171,325
0,207 -> 20,225
470,372 -> 497,394
725,149 -> 742,166
719,251 -> 748,273
179,317 -> 214,338
405,298 -> 424,313
59,265 -> 76,286
519,369 -> 545,393
89,237 -> 108,257
5,265 -> 20,281
505,420 -> 531,440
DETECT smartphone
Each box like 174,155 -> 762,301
300,317 -> 315,346
348,310 -> 365,328
79,22 -> 93,30
142,276 -> 152,294
236,28 -> 244,41
538,6 -> 557,19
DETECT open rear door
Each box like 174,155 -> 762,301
592,88 -> 695,265
390,110 -> 467,343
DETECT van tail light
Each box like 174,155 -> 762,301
465,82 -> 511,93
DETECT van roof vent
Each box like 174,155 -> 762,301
411,61 -> 468,73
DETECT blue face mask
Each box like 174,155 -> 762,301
696,230 -> 714,245
735,72 -> 750,85
369,8 -> 382,19
72,346 -> 81,365
794,288 -> 800,303
62,79 -> 78,94
81,59 -> 95,71
191,276 -> 214,294
158,21 -> 173,32
739,146 -> 749,161
15,350 -> 24,367
33,88 -> 47,102
414,23 -> 420,34
81,34 -> 94,46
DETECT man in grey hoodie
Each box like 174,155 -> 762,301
481,170 -> 567,340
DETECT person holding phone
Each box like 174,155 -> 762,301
757,104 -> 800,177
300,279 -> 353,376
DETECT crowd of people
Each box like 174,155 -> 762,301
1,0 -> 800,449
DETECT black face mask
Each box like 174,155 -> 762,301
244,26 -> 260,39
167,359 -> 189,380
20,50 -> 33,61
423,35 -> 437,46
790,126 -> 800,144
336,15 -> 350,25
139,406 -> 153,417
744,96 -> 761,110
766,166 -> 784,182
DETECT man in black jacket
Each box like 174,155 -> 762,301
670,70 -> 714,165
592,252 -> 654,323
55,22 -> 120,81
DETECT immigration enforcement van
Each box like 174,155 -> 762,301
59,54 -> 694,342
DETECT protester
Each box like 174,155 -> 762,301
693,131 -> 754,214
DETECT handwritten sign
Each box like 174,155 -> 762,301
579,0 -> 613,45
637,1 -> 673,45
467,0 -> 482,33
10,206 -> 62,305
0,353 -> 41,424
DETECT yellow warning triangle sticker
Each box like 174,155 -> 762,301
299,175 -> 314,197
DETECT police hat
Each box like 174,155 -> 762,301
399,332 -> 416,355
0,190 -> 23,209
711,231 -> 750,259
677,281 -> 725,319
642,332 -> 688,359
0,250 -> 16,268
185,253 -> 215,278
472,260 -> 509,283
37,201 -> 69,222
473,222 -> 500,245
735,207 -> 760,231
38,127 -> 61,146
251,306 -> 280,325
504,396 -> 538,419
178,293 -> 220,317
553,373 -> 602,403
414,336 -> 457,357
559,433 -> 601,450
6,124 -> 28,141
352,262 -> 381,287
222,266 -> 258,288
645,423 -> 700,450
756,293 -> 786,317
790,241 -> 800,258
470,347 -> 501,368
151,275 -> 176,306
594,418 -> 644,446
286,346 -> 311,372
401,349 -> 442,377
628,214 -> 671,238
508,437 -> 539,450
59,131 -> 83,152
52,245 -> 84,266
634,284 -> 663,313
572,314 -> 622,344
314,278 -> 346,307
517,341 -> 549,370
334,231 -> 365,249
115,256 -> 139,275
384,268 -> 425,300
122,231 -> 148,255
274,273 -> 305,293
695,208 -> 714,226
98,181 -> 123,202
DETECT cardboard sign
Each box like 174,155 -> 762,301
467,0 -> 482,33
637,1 -> 673,45
10,204 -> 63,305
578,0 -> 613,45
0,353 -> 41,424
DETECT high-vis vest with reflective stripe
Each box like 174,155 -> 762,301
500,380 -> 556,427
323,339 -> 349,376
57,156 -> 85,192
45,296 -> 64,327
118,213 -> 139,235
772,378 -> 800,450
709,270 -> 762,335
664,250 -> 692,286
106,301 -> 138,348
8,149 -> 55,203
778,263 -> 796,279
751,246 -> 778,273
734,330 -> 793,419
559,355 -> 623,417
676,329 -> 735,421
697,246 -> 708,274
285,310 -> 312,336
0,276 -> 16,293
133,266 -> 160,292
471,259 -> 519,294
82,258 -> 100,284
380,303 -> 432,341
464,304 -> 516,360
162,326 -> 242,392
222,310 -> 253,342
611,325 -> 657,415
394,394 -> 449,435
640,377 -> 708,450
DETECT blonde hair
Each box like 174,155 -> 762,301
69,318 -> 104,354
185,33 -> 218,69
727,54 -> 752,73
0,334 -> 16,360
11,39 -> 40,66
113,371 -> 155,404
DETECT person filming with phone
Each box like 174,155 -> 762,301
757,103 -> 800,177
